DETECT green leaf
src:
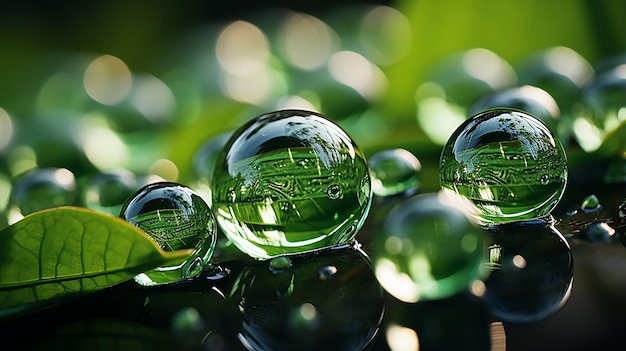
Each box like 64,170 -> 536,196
0,206 -> 193,319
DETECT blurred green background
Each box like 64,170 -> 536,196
0,0 -> 623,190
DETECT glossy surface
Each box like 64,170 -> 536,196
211,109 -> 372,259
439,109 -> 568,224
482,217 -> 573,323
120,181 -> 217,286
368,148 -> 421,197
228,246 -> 384,351
372,191 -> 487,303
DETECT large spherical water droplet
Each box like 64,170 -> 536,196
120,181 -> 217,286
210,109 -> 372,259
480,217 -> 573,323
10,167 -> 77,217
368,148 -> 421,197
439,108 -> 568,224
371,191 -> 488,303
82,169 -> 137,216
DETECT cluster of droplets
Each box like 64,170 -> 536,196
0,10 -> 622,347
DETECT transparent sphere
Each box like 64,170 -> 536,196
119,181 -> 217,286
82,169 -> 137,216
368,148 -> 421,197
371,191 -> 487,303
210,109 -> 372,259
10,167 -> 77,216
439,108 -> 568,224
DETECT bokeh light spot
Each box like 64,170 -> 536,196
386,324 -> 419,351
216,20 -> 269,75
278,12 -> 338,70
0,108 -> 14,150
84,55 -> 132,105
129,74 -> 177,124
328,51 -> 387,101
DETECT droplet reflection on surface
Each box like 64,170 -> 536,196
481,217 -> 573,323
228,246 -> 383,351
467,85 -> 561,133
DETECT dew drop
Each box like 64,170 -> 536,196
439,108 -> 567,224
269,256 -> 292,271
120,181 -> 217,286
580,194 -> 601,213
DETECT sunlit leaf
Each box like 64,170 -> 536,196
0,206 -> 193,319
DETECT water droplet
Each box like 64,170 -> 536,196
120,181 -> 218,286
371,191 -> 487,303
10,167 -> 77,217
210,109 -> 372,259
439,108 -> 567,224
368,148 -> 421,197
269,256 -> 292,271
580,194 -> 601,213
317,265 -> 338,280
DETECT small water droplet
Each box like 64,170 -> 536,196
580,194 -> 601,213
539,174 -> 549,185
326,184 -> 342,200
269,256 -> 292,271
317,265 -> 338,280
